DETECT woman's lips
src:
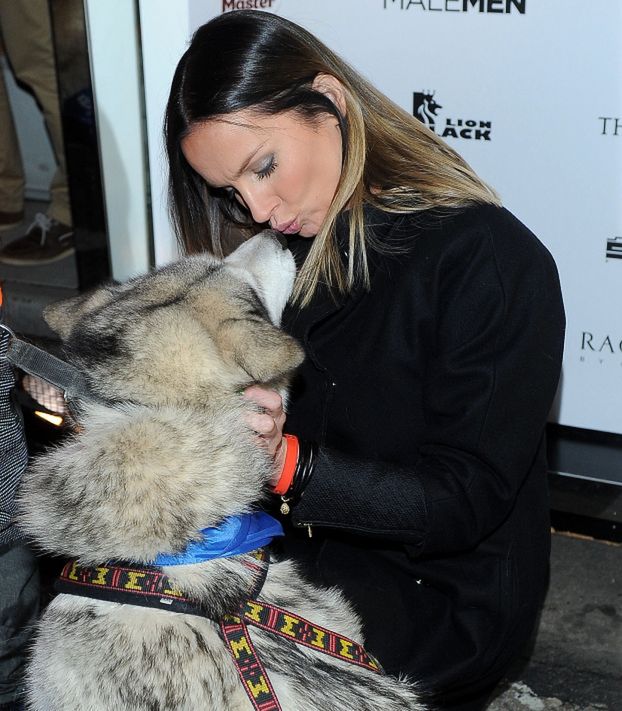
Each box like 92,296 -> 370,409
277,218 -> 301,235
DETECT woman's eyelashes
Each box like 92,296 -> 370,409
255,156 -> 277,180
216,155 -> 276,205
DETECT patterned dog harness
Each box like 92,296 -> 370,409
55,549 -> 383,711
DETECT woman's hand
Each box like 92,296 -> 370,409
243,385 -> 287,486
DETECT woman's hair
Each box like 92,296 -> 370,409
165,10 -> 500,305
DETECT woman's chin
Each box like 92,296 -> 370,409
298,224 -> 316,239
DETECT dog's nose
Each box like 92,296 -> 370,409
271,231 -> 289,250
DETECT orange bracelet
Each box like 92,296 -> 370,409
272,434 -> 299,495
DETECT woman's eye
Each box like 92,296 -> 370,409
255,157 -> 277,181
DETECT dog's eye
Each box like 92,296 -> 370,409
214,187 -> 249,214
211,186 -> 233,201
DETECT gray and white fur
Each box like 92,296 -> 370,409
18,233 -> 425,710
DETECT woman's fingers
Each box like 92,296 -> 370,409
244,412 -> 280,437
243,387 -> 288,481
243,385 -> 284,417
243,411 -> 286,472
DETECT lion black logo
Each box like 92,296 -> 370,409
413,91 -> 443,131
412,89 -> 492,141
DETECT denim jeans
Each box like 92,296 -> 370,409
0,543 -> 39,704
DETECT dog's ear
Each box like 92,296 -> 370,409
43,285 -> 117,340
215,318 -> 304,383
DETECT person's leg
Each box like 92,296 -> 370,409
0,319 -> 38,709
0,543 -> 39,708
0,0 -> 71,226
0,45 -> 24,227
433,676 -> 501,711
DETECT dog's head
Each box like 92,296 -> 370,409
44,232 -> 304,405
19,233 -> 304,563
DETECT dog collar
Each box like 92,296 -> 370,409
152,512 -> 284,567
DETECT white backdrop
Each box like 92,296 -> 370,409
139,0 -> 622,435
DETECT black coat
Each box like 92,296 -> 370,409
278,204 -> 565,700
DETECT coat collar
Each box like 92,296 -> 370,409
282,204 -> 405,340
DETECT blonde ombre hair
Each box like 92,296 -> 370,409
165,10 -> 500,306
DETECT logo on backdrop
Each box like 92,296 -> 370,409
606,237 -> 622,260
580,331 -> 622,367
413,91 -> 443,130
598,117 -> 621,136
383,0 -> 525,13
413,91 -> 492,140
222,0 -> 276,12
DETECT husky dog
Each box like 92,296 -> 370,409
18,233 -> 424,710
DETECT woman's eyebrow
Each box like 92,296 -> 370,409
233,140 -> 268,180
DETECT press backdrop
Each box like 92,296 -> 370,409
138,0 -> 622,435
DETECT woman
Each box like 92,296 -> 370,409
165,10 -> 565,710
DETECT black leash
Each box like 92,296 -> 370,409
0,323 -> 99,404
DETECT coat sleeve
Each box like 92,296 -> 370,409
0,329 -> 29,544
290,215 -> 566,555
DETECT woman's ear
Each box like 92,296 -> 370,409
312,73 -> 347,116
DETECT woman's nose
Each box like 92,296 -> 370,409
241,187 -> 279,225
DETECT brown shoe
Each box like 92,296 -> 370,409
0,213 -> 74,265
0,209 -> 25,232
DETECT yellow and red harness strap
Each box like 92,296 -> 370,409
56,560 -> 191,607
220,599 -> 383,711
221,614 -> 281,711
55,551 -> 270,616
240,599 -> 383,674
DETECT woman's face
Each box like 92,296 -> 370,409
181,108 -> 343,238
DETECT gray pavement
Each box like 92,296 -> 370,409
487,532 -> 621,711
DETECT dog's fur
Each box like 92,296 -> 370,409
18,233 -> 425,710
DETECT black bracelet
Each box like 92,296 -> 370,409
290,439 -> 317,500
279,439 -> 317,515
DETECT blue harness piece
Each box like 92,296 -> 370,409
152,511 -> 284,566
